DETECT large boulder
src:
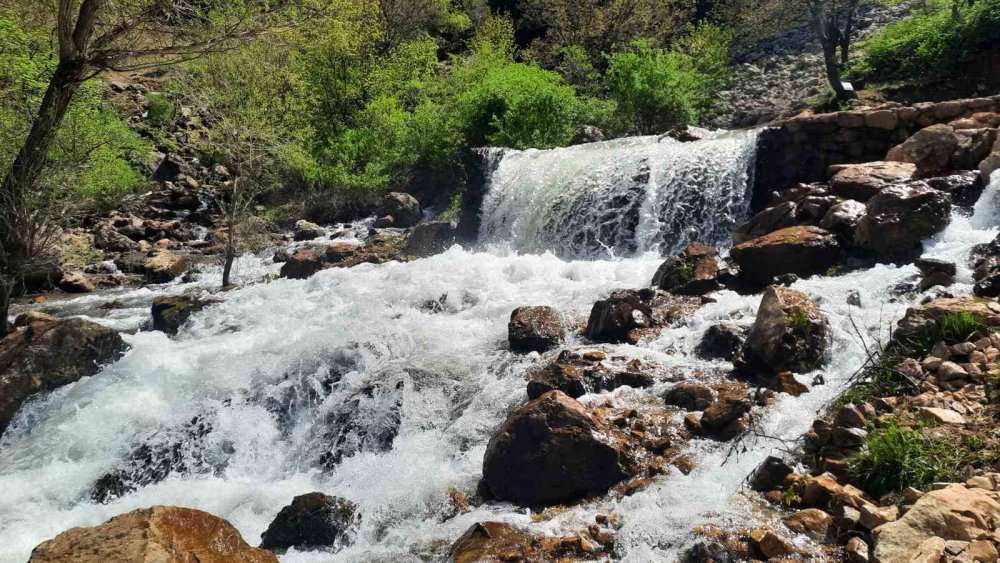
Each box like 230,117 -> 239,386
28,506 -> 276,562
952,128 -> 998,171
1,318 -> 127,435
584,289 -> 698,344
854,183 -> 952,261
651,243 -> 721,295
887,124 -> 960,177
260,493 -> 358,553
695,322 -> 748,361
403,221 -> 457,257
508,306 -> 564,353
378,192 -> 421,228
873,484 -> 1000,563
730,226 -> 841,284
829,161 -> 917,201
742,286 -> 828,374
481,390 -> 635,506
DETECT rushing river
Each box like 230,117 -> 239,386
0,132 -> 997,562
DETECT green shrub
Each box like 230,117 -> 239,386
938,311 -> 984,344
604,24 -> 731,134
850,0 -> 1000,82
145,92 -> 176,128
849,421 -> 941,497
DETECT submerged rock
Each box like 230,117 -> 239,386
508,306 -> 564,353
260,493 -> 358,553
730,226 -> 841,284
651,243 -> 721,295
1,318 -> 127,436
481,390 -> 635,506
151,295 -> 215,335
742,286 -> 828,374
28,506 -> 276,563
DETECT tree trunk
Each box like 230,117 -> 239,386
222,187 -> 237,289
0,60 -> 86,337
0,283 -> 11,338
822,41 -> 847,98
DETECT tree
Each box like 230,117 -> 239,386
806,0 -> 859,99
0,1 -> 294,336
208,118 -> 277,289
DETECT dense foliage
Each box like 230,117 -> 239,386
0,17 -> 149,209
850,0 -> 1000,82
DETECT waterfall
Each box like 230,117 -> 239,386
477,130 -> 759,258
1,146 -> 998,562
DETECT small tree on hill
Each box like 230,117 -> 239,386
0,1 -> 300,336
806,0 -> 860,99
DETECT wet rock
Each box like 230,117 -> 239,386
93,224 -> 139,252
403,221 -> 457,257
777,371 -> 809,396
151,295 -> 214,335
279,247 -> 325,280
526,362 -> 588,399
293,220 -> 326,241
782,508 -> 834,540
752,529 -> 797,558
378,192 -> 421,228
58,271 -> 95,293
732,201 -> 799,244
953,128 -> 998,171
829,161 -> 917,201
699,396 -> 751,440
820,199 -> 867,242
1,319 -> 127,436
572,124 -> 606,144
925,171 -> 985,210
481,390 -> 635,506
847,536 -> 870,562
854,183 -> 952,261
316,381 -> 404,468
663,382 -> 714,411
664,125 -> 712,142
916,258 -> 957,277
449,521 -> 602,563
748,456 -> 794,492
971,233 -> 1000,297
651,243 -> 721,295
695,322 -> 747,361
260,493 -> 358,553
730,226 -> 841,283
508,306 -> 563,353
742,286 -> 828,374
585,288 -> 685,344
873,484 -> 1000,562
28,506 -> 276,563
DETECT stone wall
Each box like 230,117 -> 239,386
753,95 -> 1000,211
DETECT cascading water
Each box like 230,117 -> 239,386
0,132 -> 997,561
477,131 -> 759,258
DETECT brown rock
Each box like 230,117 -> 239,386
732,202 -> 799,244
1,319 -> 127,436
777,371 -> 809,396
699,396 -> 751,440
279,248 -> 325,280
873,484 -> 1000,562
651,243 -> 720,295
29,506 -> 275,562
508,306 -> 563,353
830,161 -> 917,201
782,508 -> 834,540
663,382 -> 714,411
953,128 -> 998,171
403,221 -> 458,257
481,391 -> 635,506
743,286 -> 828,374
379,192 -> 421,228
887,124 -> 959,177
731,226 -> 841,283
151,295 -> 214,335
847,536 -> 870,562
58,271 -> 95,293
854,182 -> 952,261
142,250 -> 187,283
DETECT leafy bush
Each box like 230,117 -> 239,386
850,0 -> 1000,82
145,93 -> 176,128
458,63 -> 581,148
0,17 -> 149,208
604,24 -> 731,134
